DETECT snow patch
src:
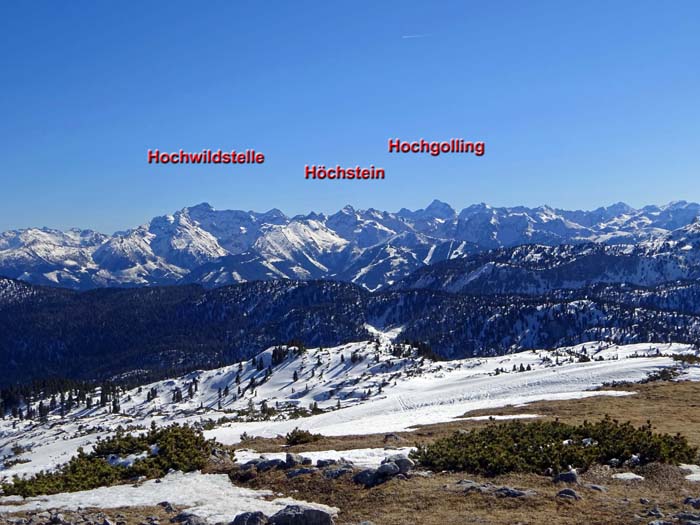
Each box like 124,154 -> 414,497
0,471 -> 337,524
235,446 -> 415,469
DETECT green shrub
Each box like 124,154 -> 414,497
410,417 -> 697,477
2,424 -> 214,497
285,427 -> 322,446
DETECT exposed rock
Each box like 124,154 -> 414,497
170,512 -> 207,525
383,433 -> 404,443
286,467 -> 317,479
382,454 -> 414,474
493,487 -> 533,498
625,454 -> 641,467
685,497 -> 700,509
241,458 -> 264,471
452,479 -> 535,498
257,458 -> 287,472
454,479 -> 490,494
231,511 -> 269,525
210,448 -> 235,467
674,512 -> 700,521
353,468 -> 380,488
268,505 -> 334,525
316,459 -> 338,469
586,484 -> 608,492
376,462 -> 400,477
557,488 -> 581,500
285,453 -> 304,469
646,506 -> 664,518
158,502 -> 176,514
323,467 -> 353,480
553,470 -> 578,484
608,458 -> 622,468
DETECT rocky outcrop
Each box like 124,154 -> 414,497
268,505 -> 334,525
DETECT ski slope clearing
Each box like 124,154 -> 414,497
0,471 -> 337,523
1,338 -> 698,484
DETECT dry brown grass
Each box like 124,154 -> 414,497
239,462 -> 697,525
458,380 -> 700,448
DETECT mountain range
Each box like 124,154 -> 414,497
3,200 -> 700,291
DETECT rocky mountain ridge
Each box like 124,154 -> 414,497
3,200 -> 700,291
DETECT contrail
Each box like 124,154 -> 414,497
401,33 -> 431,39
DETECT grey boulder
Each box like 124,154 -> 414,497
268,505 -> 334,525
353,468 -> 379,488
553,470 -> 578,484
376,462 -> 400,477
285,453 -> 304,468
257,458 -> 287,472
286,467 -> 317,479
493,487 -> 530,498
382,454 -> 414,474
323,467 -> 353,480
557,488 -> 581,500
231,512 -> 269,525
685,497 -> 700,509
171,512 -> 208,525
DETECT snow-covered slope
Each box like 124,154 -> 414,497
2,334 -> 697,483
394,220 -> 700,295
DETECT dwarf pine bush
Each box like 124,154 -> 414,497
2,424 -> 214,497
410,417 -> 697,477
285,427 -> 322,446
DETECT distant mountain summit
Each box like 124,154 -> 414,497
1,200 -> 700,291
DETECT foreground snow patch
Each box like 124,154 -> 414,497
235,446 -> 415,468
0,471 -> 337,524
681,464 -> 700,481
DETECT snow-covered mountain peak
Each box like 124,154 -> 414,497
5,200 -> 700,291
424,199 -> 456,219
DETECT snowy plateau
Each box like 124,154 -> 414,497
2,331 -> 700,522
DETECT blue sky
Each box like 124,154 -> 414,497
1,0 -> 699,233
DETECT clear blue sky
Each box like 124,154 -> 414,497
1,0 -> 699,233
